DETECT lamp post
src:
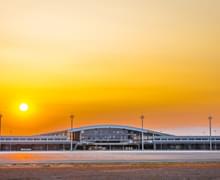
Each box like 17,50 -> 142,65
70,114 -> 74,151
140,115 -> 144,151
208,115 -> 212,151
0,114 -> 2,151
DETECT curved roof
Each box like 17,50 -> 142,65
69,124 -> 173,136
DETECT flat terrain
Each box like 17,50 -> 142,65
0,151 -> 220,164
0,151 -> 220,180
0,163 -> 220,180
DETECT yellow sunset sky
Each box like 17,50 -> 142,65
0,0 -> 219,135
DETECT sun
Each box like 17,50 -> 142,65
19,103 -> 29,112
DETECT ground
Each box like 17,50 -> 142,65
0,151 -> 220,179
1,163 -> 220,180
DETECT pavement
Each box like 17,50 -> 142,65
0,151 -> 220,164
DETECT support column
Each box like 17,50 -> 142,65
140,115 -> 144,151
70,114 -> 74,151
153,133 -> 156,150
0,114 -> 2,151
209,115 -> 212,151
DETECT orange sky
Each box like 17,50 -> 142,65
0,0 -> 219,135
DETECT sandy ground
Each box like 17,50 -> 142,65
0,163 -> 220,180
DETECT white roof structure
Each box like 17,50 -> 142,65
69,124 -> 173,136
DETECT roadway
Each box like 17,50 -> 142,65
0,151 -> 220,164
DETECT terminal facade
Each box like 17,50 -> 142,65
0,125 -> 220,151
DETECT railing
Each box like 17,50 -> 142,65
147,137 -> 220,144
0,136 -> 70,143
1,136 -> 220,144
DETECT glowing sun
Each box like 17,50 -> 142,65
19,103 -> 29,112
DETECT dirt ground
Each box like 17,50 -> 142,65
0,163 -> 220,180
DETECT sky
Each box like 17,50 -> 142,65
0,0 -> 219,135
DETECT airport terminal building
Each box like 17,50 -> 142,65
0,124 -> 220,151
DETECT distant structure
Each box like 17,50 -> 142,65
0,115 -> 219,151
0,124 -> 220,151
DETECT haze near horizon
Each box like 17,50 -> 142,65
0,0 -> 219,135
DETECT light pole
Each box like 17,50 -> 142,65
0,114 -> 2,151
70,114 -> 74,151
140,115 -> 144,151
208,115 -> 212,151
